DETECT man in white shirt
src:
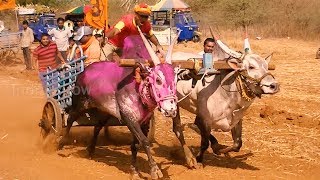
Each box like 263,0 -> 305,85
48,17 -> 72,64
21,20 -> 34,70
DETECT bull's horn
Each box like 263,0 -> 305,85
216,39 -> 243,59
244,37 -> 252,54
137,26 -> 160,65
209,26 -> 242,59
165,29 -> 182,64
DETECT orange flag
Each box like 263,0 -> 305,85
84,0 -> 108,30
0,0 -> 16,11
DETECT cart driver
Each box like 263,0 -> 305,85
103,3 -> 165,63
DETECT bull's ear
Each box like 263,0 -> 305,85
227,58 -> 242,70
265,53 -> 273,64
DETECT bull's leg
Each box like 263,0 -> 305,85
218,120 -> 243,154
209,133 -> 223,155
230,120 -> 243,152
58,111 -> 80,149
103,125 -> 110,139
232,120 -> 243,151
130,136 -> 140,176
195,116 -> 210,163
130,122 -> 150,177
172,107 -> 198,168
87,124 -> 104,158
123,115 -> 163,179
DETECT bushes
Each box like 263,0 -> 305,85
13,0 -> 320,40
186,0 -> 320,40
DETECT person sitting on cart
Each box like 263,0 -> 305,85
103,3 -> 165,63
73,26 -> 108,66
33,33 -> 66,91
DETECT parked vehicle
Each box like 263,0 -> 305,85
29,14 -> 57,41
174,11 -> 200,42
18,13 -> 57,41
151,10 -> 201,43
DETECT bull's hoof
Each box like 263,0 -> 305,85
196,155 -> 203,163
130,165 -> 141,180
183,145 -> 199,169
219,146 -> 238,154
130,173 -> 141,180
150,165 -> 163,179
57,137 -> 65,150
86,146 -> 95,159
186,155 -> 199,169
211,143 -> 228,155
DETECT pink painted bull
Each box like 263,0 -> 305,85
58,33 -> 178,179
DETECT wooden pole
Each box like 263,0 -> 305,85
15,9 -> 19,31
104,0 -> 108,31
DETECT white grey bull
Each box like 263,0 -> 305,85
170,39 -> 280,166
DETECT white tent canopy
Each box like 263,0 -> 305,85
152,0 -> 190,11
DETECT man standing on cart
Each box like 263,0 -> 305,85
103,3 -> 165,62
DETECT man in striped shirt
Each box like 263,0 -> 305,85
33,33 -> 65,89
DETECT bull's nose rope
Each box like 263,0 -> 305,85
236,75 -> 253,101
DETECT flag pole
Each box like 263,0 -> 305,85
15,9 -> 19,30
105,0 -> 108,31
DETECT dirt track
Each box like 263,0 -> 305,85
0,38 -> 320,179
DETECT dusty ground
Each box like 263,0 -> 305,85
0,38 -> 320,179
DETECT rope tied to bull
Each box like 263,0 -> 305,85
236,70 -> 275,101
177,69 -> 208,103
236,75 -> 255,101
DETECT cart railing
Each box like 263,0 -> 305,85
42,55 -> 85,109
0,32 -> 21,50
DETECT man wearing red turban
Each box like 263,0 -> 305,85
103,3 -> 165,62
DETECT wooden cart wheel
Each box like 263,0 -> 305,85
5,50 -> 18,66
40,98 -> 63,138
0,51 -> 6,66
0,50 -> 16,66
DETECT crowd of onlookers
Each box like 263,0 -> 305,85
18,3 -> 172,92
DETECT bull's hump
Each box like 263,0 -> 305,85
79,62 -> 132,96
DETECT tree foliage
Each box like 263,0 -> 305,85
17,0 -> 89,7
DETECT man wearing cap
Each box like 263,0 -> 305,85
74,26 -> 108,66
104,3 -> 165,62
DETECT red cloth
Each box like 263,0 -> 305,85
33,42 -> 59,72
108,14 -> 152,48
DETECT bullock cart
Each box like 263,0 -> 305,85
38,50 -> 156,145
0,31 -> 22,66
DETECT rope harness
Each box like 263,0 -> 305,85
235,70 -> 274,101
